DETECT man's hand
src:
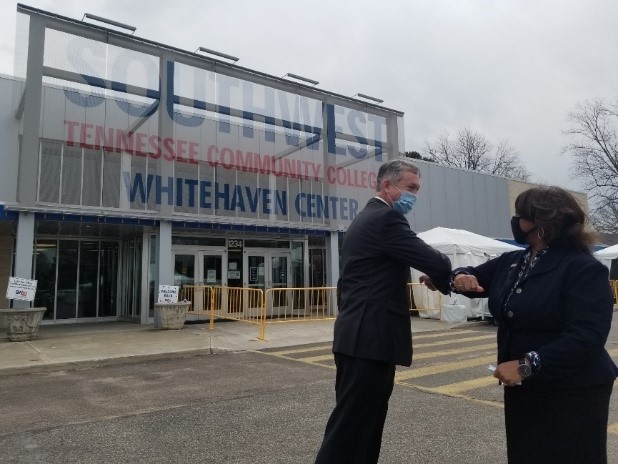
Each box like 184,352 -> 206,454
419,274 -> 437,291
453,274 -> 484,293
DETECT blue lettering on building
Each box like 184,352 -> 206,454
122,172 -> 358,221
64,49 -> 385,163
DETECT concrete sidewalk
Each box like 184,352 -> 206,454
0,316 -> 483,375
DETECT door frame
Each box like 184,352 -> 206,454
242,249 -> 291,290
171,246 -> 228,286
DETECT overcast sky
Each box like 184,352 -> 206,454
1,0 -> 617,191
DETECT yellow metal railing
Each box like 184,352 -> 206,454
181,285 -> 265,332
180,285 -> 217,319
611,280 -> 617,305
263,287 -> 338,323
408,282 -> 443,319
178,285 -> 336,340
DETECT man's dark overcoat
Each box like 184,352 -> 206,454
334,198 -> 452,367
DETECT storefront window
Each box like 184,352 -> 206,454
56,240 -> 78,319
309,248 -> 326,287
33,238 -> 119,320
291,241 -> 304,288
34,240 -> 57,320
309,236 -> 327,288
78,241 -> 99,317
99,242 -> 119,317
148,235 -> 157,316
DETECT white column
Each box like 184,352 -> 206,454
19,15 -> 45,207
326,231 -> 339,287
157,220 -> 173,287
13,212 -> 35,308
140,232 -> 150,324
155,54 -> 174,293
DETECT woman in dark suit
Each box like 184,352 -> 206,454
429,186 -> 617,463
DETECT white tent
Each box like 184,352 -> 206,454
411,227 -> 522,320
594,244 -> 618,272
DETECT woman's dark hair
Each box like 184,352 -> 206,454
514,186 -> 597,252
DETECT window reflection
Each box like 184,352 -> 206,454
33,239 -> 119,320
34,240 -> 57,320
78,241 -> 99,318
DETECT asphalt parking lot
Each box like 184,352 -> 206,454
0,347 -> 507,463
2,315 -> 618,463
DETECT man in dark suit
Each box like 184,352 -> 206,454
315,159 -> 452,464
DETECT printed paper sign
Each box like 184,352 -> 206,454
6,277 -> 38,302
227,270 -> 241,280
157,285 -> 179,303
206,270 -> 217,283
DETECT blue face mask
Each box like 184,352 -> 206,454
392,189 -> 417,215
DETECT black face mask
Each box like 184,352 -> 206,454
511,216 -> 538,245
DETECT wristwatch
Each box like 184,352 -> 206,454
518,357 -> 532,379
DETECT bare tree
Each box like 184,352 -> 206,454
424,128 -> 530,181
404,151 -> 434,162
563,99 -> 618,234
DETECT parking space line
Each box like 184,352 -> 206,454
267,345 -> 331,356
413,330 -> 475,339
399,382 -> 504,409
302,354 -> 335,363
413,343 -> 496,360
430,376 -> 499,395
396,354 -> 496,381
414,334 -> 496,348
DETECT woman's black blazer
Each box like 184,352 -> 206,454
460,247 -> 617,389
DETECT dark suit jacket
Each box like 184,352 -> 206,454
333,198 -> 452,367
459,247 -> 618,389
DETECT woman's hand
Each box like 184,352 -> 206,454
493,360 -> 523,386
453,274 -> 484,293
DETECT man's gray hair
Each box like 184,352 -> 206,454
376,159 -> 420,192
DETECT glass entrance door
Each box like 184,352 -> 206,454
270,253 -> 289,290
172,251 -> 226,287
245,252 -> 290,291
173,253 -> 196,288
200,252 -> 225,312
246,255 -> 265,292
269,253 -> 289,310
202,253 -> 223,286
173,249 -> 226,312
245,251 -> 290,313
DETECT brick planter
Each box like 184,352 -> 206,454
0,307 -> 46,342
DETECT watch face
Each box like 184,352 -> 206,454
518,363 -> 532,378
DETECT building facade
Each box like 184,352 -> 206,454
1,5 -> 585,324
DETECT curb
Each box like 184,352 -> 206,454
0,319 -> 492,376
0,347 -> 242,377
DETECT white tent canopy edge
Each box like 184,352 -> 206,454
594,244 -> 618,272
411,227 -> 522,320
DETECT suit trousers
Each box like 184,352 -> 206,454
504,381 -> 614,464
315,353 -> 396,464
